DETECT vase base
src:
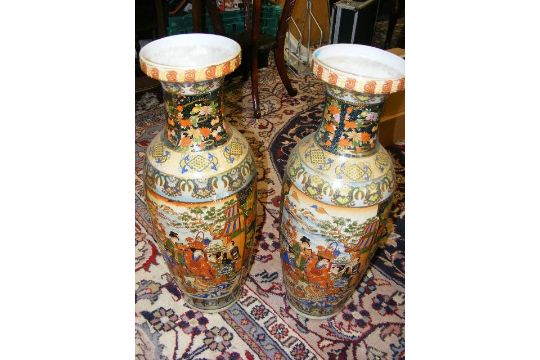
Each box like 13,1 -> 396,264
286,295 -> 346,320
184,296 -> 239,313
183,286 -> 242,313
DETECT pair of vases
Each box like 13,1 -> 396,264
139,34 -> 404,318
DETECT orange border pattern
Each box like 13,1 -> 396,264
311,56 -> 405,95
140,52 -> 242,83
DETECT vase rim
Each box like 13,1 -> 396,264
312,44 -> 405,94
139,33 -> 241,83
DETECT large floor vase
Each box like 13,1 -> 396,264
279,44 -> 405,318
139,34 -> 257,312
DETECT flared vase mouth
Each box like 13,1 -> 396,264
139,33 -> 242,83
312,44 -> 405,94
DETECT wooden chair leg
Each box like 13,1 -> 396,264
251,0 -> 262,118
274,0 -> 298,97
206,0 -> 225,35
154,0 -> 167,38
384,0 -> 404,49
191,0 -> 203,32
241,50 -> 250,81
251,47 -> 261,118
169,0 -> 188,16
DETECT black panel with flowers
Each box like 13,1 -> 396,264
162,88 -> 229,151
315,93 -> 384,155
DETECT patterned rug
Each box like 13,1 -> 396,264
135,62 -> 405,360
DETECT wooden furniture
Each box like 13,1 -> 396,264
192,0 -> 298,118
135,0 -> 168,96
383,0 -> 404,49
275,0 -> 299,96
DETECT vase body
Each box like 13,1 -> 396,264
279,44 -> 405,318
139,34 -> 257,312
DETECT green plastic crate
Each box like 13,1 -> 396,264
167,4 -> 282,37
260,4 -> 282,36
167,14 -> 193,35
205,10 -> 245,36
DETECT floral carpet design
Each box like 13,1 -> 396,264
136,62 -> 405,359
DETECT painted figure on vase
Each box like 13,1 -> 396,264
145,179 -> 256,304
279,183 -> 392,316
177,233 -> 216,280
306,246 -> 334,288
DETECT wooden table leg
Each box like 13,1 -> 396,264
274,0 -> 298,97
191,0 -> 203,32
154,0 -> 167,38
206,0 -> 225,35
384,0 -> 404,49
251,0 -> 262,118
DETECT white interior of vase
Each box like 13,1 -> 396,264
314,44 -> 405,80
139,33 -> 241,69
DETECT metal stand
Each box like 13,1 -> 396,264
285,0 -> 324,74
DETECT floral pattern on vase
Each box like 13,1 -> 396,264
162,84 -> 229,151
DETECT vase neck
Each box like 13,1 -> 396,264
315,85 -> 387,156
161,79 -> 229,151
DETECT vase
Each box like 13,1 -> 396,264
139,34 -> 257,312
279,44 -> 405,318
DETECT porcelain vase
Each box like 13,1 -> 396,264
279,44 -> 405,318
139,34 -> 257,312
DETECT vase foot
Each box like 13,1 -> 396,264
183,286 -> 242,313
184,296 -> 239,313
286,295 -> 346,320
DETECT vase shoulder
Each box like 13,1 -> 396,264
286,134 -> 395,208
144,124 -> 256,203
